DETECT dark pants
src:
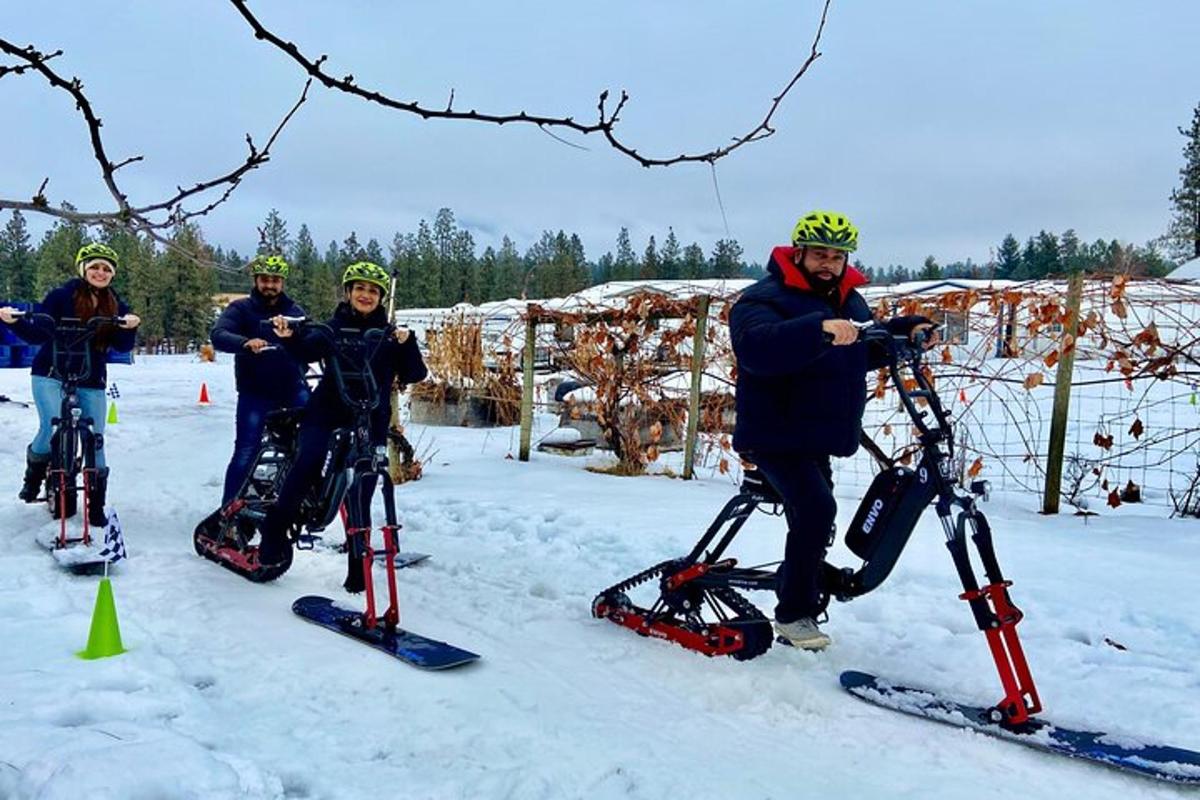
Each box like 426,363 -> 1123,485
262,421 -> 379,541
222,386 -> 309,504
751,453 -> 836,624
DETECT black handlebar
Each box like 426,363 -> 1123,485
271,317 -> 390,414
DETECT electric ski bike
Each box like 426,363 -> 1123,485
193,319 -> 477,668
14,312 -> 125,562
593,322 -> 1035,714
193,324 -> 380,581
592,322 -> 1200,784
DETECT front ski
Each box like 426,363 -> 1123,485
374,550 -> 430,569
841,670 -> 1200,785
292,595 -> 479,670
42,542 -> 110,575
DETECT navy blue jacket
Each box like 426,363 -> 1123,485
6,279 -> 136,389
285,302 -> 428,442
731,247 -> 923,457
210,289 -> 309,403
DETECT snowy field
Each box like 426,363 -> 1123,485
0,355 -> 1197,800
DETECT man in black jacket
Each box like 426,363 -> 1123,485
730,210 -> 933,650
210,255 -> 310,505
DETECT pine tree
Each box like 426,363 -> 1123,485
1059,229 -> 1083,273
448,229 -> 478,303
165,223 -> 218,344
594,252 -> 614,285
995,234 -> 1021,279
920,255 -> 941,280
341,232 -> 366,264
390,232 -> 418,309
613,227 -> 637,281
323,240 -> 344,308
680,243 -> 706,280
640,235 -> 660,280
125,235 -> 166,344
413,220 -> 439,306
659,228 -> 681,280
709,238 -> 745,279
34,212 -> 86,297
1167,101 -> 1200,260
258,209 -> 291,256
364,237 -> 385,266
290,224 -> 323,317
496,236 -> 522,300
0,210 -> 35,300
477,246 -> 498,303
567,233 -> 589,292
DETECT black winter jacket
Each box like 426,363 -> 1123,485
731,247 -> 924,457
285,303 -> 428,442
6,279 -> 136,389
210,289 -> 308,403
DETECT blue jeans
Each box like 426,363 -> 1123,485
222,387 -> 310,504
30,375 -> 108,468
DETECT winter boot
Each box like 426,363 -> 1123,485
86,467 -> 110,528
18,448 -> 49,503
774,617 -> 832,651
342,532 -> 367,594
256,514 -> 292,568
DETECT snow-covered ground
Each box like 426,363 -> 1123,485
0,356 -> 1197,800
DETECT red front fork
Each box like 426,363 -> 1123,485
961,580 -> 1042,726
52,467 -> 95,549
341,505 -> 403,633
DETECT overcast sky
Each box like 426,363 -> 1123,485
4,1 -> 1198,271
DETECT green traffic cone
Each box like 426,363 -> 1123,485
76,577 -> 126,660
107,401 -> 119,424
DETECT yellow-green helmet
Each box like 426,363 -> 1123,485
248,254 -> 290,279
791,210 -> 859,252
75,243 -> 119,275
341,261 -> 390,296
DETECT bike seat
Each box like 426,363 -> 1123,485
740,467 -> 783,503
265,406 -> 306,433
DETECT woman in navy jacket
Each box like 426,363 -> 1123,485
0,243 -> 140,524
258,261 -> 427,585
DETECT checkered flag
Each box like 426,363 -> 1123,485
99,508 -> 127,563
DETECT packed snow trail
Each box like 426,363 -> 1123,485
0,356 -> 1197,799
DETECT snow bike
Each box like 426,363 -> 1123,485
593,322 -> 1200,784
14,312 -> 124,554
592,322 -> 1039,719
193,321 -> 384,581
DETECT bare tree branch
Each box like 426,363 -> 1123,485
0,37 -> 310,235
228,0 -> 833,167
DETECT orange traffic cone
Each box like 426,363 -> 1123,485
198,382 -> 211,405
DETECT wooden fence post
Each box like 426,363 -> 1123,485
683,295 -> 710,480
1042,271 -> 1084,514
518,306 -> 537,462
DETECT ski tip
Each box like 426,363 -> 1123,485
839,670 -> 878,689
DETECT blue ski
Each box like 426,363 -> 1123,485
841,670 -> 1200,785
292,595 -> 479,670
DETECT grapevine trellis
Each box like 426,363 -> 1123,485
397,275 -> 1200,516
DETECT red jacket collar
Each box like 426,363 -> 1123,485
770,246 -> 867,305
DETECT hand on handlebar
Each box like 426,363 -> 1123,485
244,337 -> 272,353
822,319 -> 863,346
0,307 -> 18,324
118,313 -> 140,329
910,322 -> 939,349
393,326 -> 411,344
270,315 -> 297,338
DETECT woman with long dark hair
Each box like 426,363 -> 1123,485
0,243 -> 140,524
